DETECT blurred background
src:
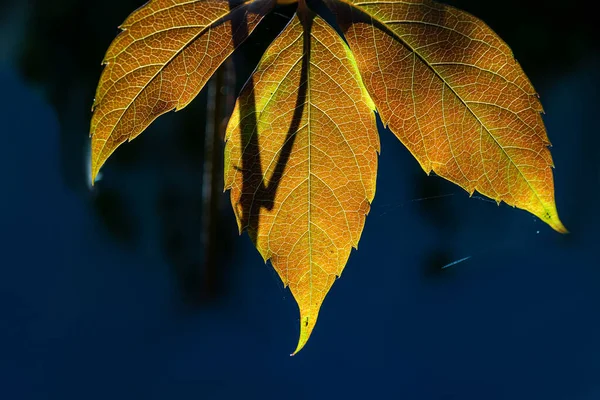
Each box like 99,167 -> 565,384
0,0 -> 598,398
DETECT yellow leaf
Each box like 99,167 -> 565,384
326,0 -> 566,232
224,10 -> 379,354
90,0 -> 274,182
91,0 -> 567,354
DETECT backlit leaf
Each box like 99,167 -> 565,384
224,10 -> 379,354
91,0 -> 566,354
90,0 -> 274,181
325,0 -> 566,232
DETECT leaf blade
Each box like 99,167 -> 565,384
90,0 -> 274,182
327,0 -> 566,232
224,12 -> 379,353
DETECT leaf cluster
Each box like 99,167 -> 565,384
90,0 -> 565,353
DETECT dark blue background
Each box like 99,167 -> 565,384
1,1 -> 598,398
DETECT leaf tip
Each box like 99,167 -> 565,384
549,216 -> 569,234
290,332 -> 308,356
90,161 -> 100,187
87,138 -> 101,187
538,204 -> 568,234
290,311 -> 318,356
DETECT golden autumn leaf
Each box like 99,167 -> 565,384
224,10 -> 379,354
90,0 -> 274,181
325,0 -> 566,233
90,0 -> 566,353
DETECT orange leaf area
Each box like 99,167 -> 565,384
326,0 -> 566,233
90,0 -> 273,182
224,11 -> 379,354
